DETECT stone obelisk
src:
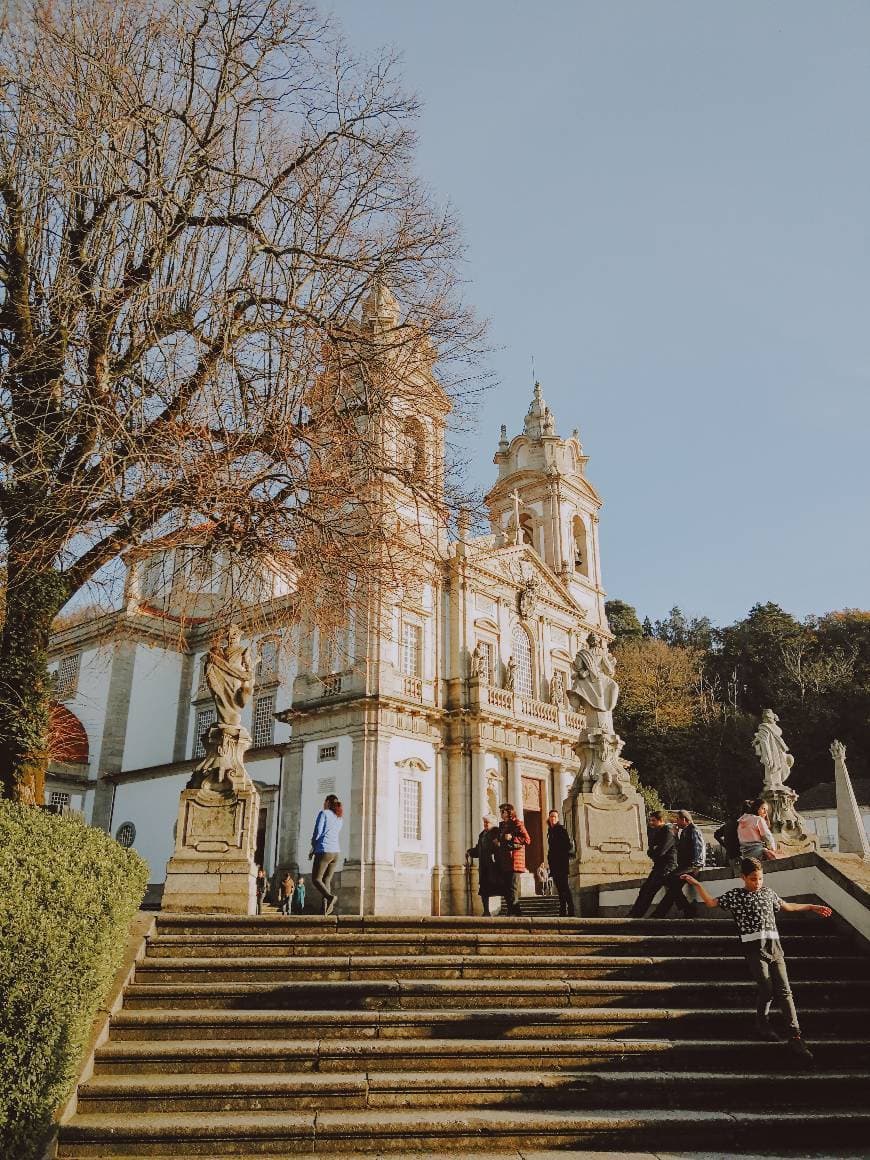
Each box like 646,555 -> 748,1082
163,626 -> 261,913
830,740 -> 870,860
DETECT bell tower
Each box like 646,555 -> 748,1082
485,381 -> 607,630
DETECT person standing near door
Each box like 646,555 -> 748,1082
546,810 -> 575,917
467,816 -> 500,917
496,802 -> 531,916
309,794 -> 343,916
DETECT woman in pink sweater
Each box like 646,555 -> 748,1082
737,799 -> 776,860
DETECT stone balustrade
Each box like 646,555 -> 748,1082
472,679 -> 586,737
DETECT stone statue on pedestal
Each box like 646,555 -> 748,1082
567,643 -> 619,732
751,709 -> 813,856
163,624 -> 261,914
561,637 -> 648,910
189,625 -> 255,793
753,709 -> 794,791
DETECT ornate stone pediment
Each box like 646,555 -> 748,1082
471,545 -> 596,624
396,757 -> 431,772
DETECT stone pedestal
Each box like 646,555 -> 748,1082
563,728 -> 650,911
162,724 -> 260,914
762,786 -> 816,857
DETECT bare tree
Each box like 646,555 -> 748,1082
0,0 -> 485,801
781,640 -> 857,703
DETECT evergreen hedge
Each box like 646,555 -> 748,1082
0,802 -> 148,1159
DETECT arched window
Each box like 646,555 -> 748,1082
519,512 -> 534,547
398,417 -> 427,477
511,624 -> 534,698
572,516 -> 589,577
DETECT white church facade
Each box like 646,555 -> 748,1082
45,382 -> 617,915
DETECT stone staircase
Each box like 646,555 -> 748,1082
57,913 -> 870,1157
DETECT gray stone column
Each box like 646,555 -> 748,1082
275,735 -> 305,875
90,640 -> 137,832
444,742 -> 469,914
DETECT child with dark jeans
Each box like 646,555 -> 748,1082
681,857 -> 831,1061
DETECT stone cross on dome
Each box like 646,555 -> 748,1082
523,380 -> 556,439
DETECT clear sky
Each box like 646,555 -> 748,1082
328,0 -> 870,627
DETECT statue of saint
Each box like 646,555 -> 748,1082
549,670 -> 565,707
504,655 -> 517,692
752,709 -> 794,791
205,625 -> 253,727
567,643 -> 619,731
470,642 -> 484,677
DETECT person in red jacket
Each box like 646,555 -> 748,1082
496,802 -> 531,916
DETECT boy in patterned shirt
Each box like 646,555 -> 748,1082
681,857 -> 831,1061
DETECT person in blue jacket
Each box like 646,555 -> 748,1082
310,794 -> 343,915
651,809 -> 706,918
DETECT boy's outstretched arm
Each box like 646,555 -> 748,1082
780,901 -> 833,917
680,874 -> 719,908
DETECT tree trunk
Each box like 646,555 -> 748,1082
0,560 -> 70,803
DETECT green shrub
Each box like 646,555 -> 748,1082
0,802 -> 148,1159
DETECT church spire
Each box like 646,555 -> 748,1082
523,380 -> 556,439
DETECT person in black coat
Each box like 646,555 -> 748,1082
466,816 -> 500,917
629,810 -> 678,917
546,810 -> 575,917
651,809 -> 706,918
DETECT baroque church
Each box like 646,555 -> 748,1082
45,376 -> 619,915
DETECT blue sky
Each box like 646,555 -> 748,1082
328,1 -> 870,627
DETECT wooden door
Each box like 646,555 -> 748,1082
521,776 -> 545,892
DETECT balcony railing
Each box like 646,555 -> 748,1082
402,676 -> 423,701
472,681 -> 587,736
320,673 -> 343,697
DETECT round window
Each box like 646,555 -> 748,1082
115,821 -> 136,848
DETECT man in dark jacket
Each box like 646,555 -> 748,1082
546,810 -> 575,917
652,809 -> 706,918
467,816 -> 500,917
629,811 -> 678,917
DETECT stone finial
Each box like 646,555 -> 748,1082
362,279 -> 400,327
831,740 -> 870,859
524,380 -> 557,439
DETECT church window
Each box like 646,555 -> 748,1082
252,692 -> 276,748
519,513 -> 534,547
511,624 -> 534,698
49,791 -> 71,812
192,707 -> 216,758
318,744 -> 338,763
142,555 -> 166,598
400,778 -> 422,841
115,821 -> 136,848
257,636 -> 280,681
55,653 -> 81,699
397,418 -> 427,477
401,622 -> 422,678
572,516 -> 589,577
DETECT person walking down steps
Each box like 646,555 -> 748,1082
292,876 -> 306,915
310,794 -> 344,916
629,810 -> 678,918
681,857 -> 831,1061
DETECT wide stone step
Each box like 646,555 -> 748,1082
104,1005 -> 870,1043
134,952 -> 870,984
120,976 -> 866,1011
152,914 -> 824,937
145,931 -> 850,958
91,1035 -> 870,1077
54,1106 -> 870,1156
76,1067 -> 870,1114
